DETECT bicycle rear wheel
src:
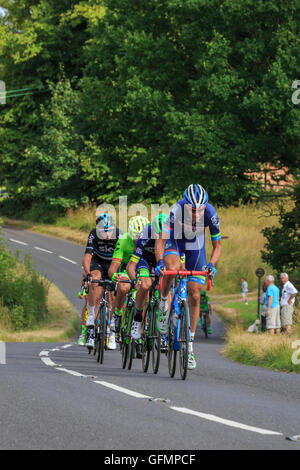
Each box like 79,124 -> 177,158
98,309 -> 107,364
179,301 -> 189,380
151,303 -> 161,374
168,307 -> 177,378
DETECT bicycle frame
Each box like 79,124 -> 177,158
169,276 -> 191,351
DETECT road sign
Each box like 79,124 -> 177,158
255,267 -> 265,278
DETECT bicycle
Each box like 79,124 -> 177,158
91,279 -> 115,364
118,280 -> 136,370
163,270 -> 212,380
141,274 -> 161,374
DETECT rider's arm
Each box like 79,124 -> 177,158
155,231 -> 167,263
108,261 -> 121,279
126,260 -> 137,281
209,239 -> 222,267
82,253 -> 92,276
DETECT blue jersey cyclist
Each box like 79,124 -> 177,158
126,214 -> 169,342
155,184 -> 222,370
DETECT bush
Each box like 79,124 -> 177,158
0,226 -> 49,331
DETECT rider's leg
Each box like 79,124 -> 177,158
86,269 -> 102,327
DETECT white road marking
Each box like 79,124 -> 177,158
9,238 -> 28,246
59,256 -> 77,265
34,246 -> 53,254
94,381 -> 152,399
40,357 -> 58,367
39,345 -> 284,437
39,350 -> 49,357
58,368 -> 87,377
170,406 -> 283,436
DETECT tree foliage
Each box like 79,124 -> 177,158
0,0 -> 299,214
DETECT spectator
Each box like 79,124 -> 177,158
259,281 -> 267,333
280,273 -> 298,334
265,275 -> 281,335
241,277 -> 249,305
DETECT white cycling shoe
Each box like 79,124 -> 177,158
86,336 -> 95,349
86,311 -> 95,327
157,299 -> 169,335
107,333 -> 117,350
188,352 -> 197,370
131,320 -> 142,340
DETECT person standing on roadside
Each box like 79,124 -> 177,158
265,275 -> 280,335
241,277 -> 249,305
259,281 -> 268,333
280,273 -> 298,334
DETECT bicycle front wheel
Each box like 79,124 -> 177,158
179,301 -> 189,380
98,310 -> 107,364
142,306 -> 150,373
151,303 -> 161,374
168,307 -> 177,378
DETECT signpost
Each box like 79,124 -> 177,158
255,267 -> 265,321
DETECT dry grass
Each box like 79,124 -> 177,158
211,204 -> 278,294
216,298 -> 300,373
0,281 -> 80,342
224,325 -> 300,373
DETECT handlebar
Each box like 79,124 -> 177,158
162,270 -> 212,291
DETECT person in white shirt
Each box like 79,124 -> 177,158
280,273 -> 298,334
241,277 -> 248,305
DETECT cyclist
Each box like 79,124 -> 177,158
199,289 -> 212,334
155,184 -> 221,369
77,275 -> 101,346
126,214 -> 169,341
83,213 -> 121,349
108,215 -> 149,350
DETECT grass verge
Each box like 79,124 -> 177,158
0,281 -> 80,342
214,300 -> 300,373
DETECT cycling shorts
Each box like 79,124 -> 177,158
163,238 -> 206,285
90,257 -> 111,280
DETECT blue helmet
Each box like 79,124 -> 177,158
96,213 -> 115,231
183,184 -> 208,209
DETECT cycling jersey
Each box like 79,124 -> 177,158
111,232 -> 135,269
163,200 -> 221,242
85,228 -> 121,262
162,200 -> 221,285
130,224 -> 156,267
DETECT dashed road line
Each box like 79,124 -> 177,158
170,406 -> 283,436
9,238 -> 28,246
34,246 -> 53,254
94,381 -> 152,399
59,256 -> 77,265
39,345 -> 284,438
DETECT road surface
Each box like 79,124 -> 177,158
0,226 -> 299,450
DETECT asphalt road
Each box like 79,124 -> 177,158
1,227 -> 300,450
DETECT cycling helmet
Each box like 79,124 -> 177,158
183,184 -> 208,209
128,216 -> 148,238
152,213 -> 169,235
96,213 -> 115,231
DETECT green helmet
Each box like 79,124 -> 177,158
152,213 -> 169,235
